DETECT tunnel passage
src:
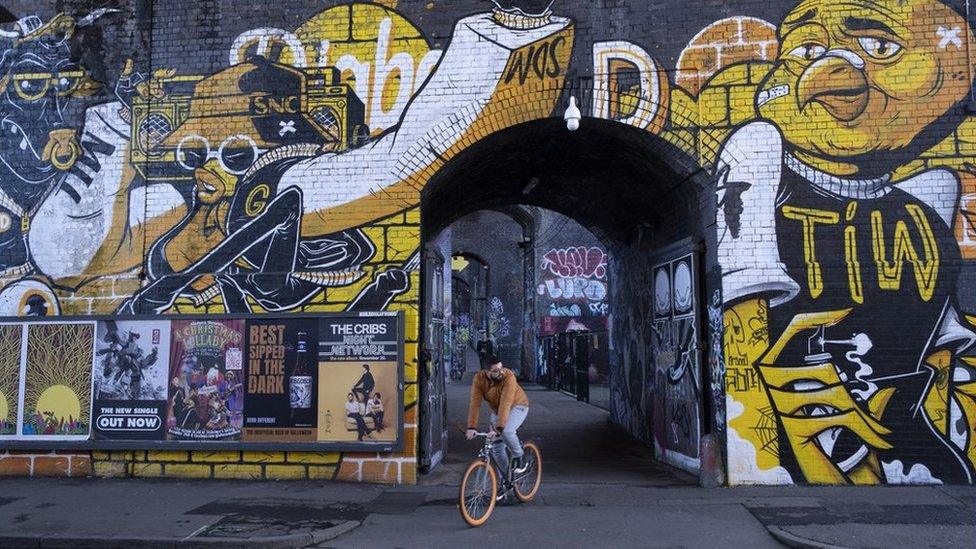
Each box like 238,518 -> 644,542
417,117 -> 721,477
420,117 -> 709,243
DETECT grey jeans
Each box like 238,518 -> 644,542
489,405 -> 528,475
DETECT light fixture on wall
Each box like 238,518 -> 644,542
564,96 -> 581,131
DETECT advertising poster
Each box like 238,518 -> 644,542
0,324 -> 23,437
22,323 -> 95,439
166,319 -> 245,441
243,318 -> 318,442
317,316 -> 400,443
92,320 -> 171,441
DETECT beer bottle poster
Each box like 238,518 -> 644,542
243,318 -> 318,442
316,316 -> 399,444
166,319 -> 245,441
92,320 -> 171,441
21,323 -> 96,440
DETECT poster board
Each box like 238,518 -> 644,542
316,315 -> 400,444
0,312 -> 403,452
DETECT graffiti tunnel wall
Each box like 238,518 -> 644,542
0,0 -> 975,486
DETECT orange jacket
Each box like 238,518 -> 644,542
467,368 -> 529,429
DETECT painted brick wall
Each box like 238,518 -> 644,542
450,209 -> 527,373
0,0 -> 975,487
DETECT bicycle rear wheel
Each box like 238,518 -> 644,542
513,442 -> 542,502
459,459 -> 497,527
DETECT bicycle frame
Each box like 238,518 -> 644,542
472,431 -> 516,492
460,429 -> 540,527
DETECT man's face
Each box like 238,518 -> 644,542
488,363 -> 504,380
757,0 -> 972,159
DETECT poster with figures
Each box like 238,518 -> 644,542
316,315 -> 401,444
651,252 -> 702,473
92,320 -> 170,440
243,318 -> 318,442
0,325 -> 23,437
21,323 -> 96,439
166,320 -> 245,441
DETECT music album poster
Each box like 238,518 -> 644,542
0,324 -> 23,437
92,320 -> 170,441
316,315 -> 400,444
21,322 -> 96,439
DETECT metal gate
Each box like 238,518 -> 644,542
419,247 -> 448,471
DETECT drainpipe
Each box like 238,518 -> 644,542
967,1 -> 975,111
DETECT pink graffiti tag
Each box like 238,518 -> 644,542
541,247 -> 607,279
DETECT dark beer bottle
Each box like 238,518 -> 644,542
288,331 -> 314,426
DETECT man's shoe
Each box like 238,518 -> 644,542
512,456 -> 528,475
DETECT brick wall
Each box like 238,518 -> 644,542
0,451 -> 92,477
0,0 -> 975,487
450,210 -> 527,373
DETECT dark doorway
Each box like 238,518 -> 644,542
418,117 -> 715,481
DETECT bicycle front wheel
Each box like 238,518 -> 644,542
513,441 -> 542,502
459,459 -> 497,527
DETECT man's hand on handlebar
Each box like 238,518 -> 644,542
466,428 -> 477,440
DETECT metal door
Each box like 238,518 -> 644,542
420,247 -> 448,471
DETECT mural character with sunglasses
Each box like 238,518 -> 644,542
119,9 -> 574,314
0,13 -> 108,276
118,58 -> 386,314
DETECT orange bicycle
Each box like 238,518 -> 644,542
459,430 -> 542,527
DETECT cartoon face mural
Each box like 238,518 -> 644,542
0,5 -> 574,319
650,253 -> 702,473
756,0 -> 973,171
713,0 -> 976,485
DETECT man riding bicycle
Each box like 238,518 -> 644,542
466,356 -> 530,477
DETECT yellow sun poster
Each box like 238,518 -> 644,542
22,323 -> 96,439
0,324 -> 23,437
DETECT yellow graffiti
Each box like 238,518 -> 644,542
724,298 -> 780,471
922,350 -> 953,436
780,205 -> 839,299
957,356 -> 976,467
758,308 -> 891,484
870,205 -> 939,302
244,184 -> 271,217
294,4 -> 435,133
844,202 -> 864,304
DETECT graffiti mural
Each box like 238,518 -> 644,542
651,253 -> 701,472
537,246 -> 609,316
0,4 -> 573,320
4,0 -> 976,486
487,296 -> 512,341
709,0 -> 976,485
706,288 -> 726,435
609,246 -> 654,443
0,2 -> 574,482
